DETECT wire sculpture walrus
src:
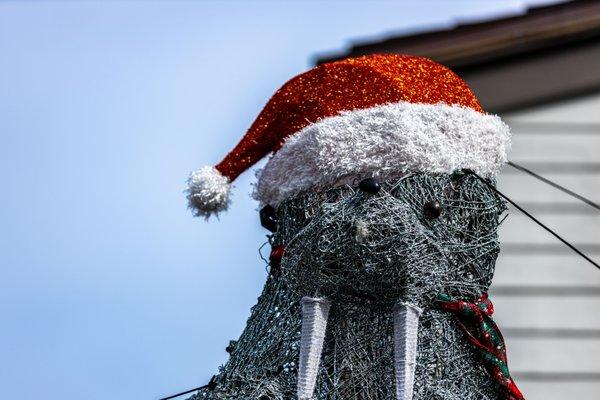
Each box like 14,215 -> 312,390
186,54 -> 522,400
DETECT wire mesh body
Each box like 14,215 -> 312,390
191,172 -> 507,400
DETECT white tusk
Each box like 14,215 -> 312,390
297,296 -> 331,400
393,302 -> 422,400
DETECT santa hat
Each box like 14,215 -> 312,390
186,54 -> 510,218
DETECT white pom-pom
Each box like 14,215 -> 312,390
186,166 -> 231,218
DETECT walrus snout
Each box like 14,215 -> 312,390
280,189 -> 449,305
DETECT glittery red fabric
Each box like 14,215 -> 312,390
216,54 -> 483,181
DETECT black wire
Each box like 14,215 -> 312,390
158,385 -> 207,400
508,161 -> 600,211
469,171 -> 600,271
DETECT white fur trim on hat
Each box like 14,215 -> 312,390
186,166 -> 231,218
254,101 -> 511,206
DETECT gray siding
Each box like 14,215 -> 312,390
493,93 -> 600,399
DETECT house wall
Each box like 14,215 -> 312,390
493,92 -> 600,400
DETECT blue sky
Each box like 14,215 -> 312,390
0,1 -> 561,399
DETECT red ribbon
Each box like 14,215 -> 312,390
269,245 -> 286,273
439,293 -> 525,400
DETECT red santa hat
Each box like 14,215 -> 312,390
186,54 -> 510,218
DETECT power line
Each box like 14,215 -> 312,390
158,385 -> 207,400
508,161 -> 600,211
471,171 -> 600,271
